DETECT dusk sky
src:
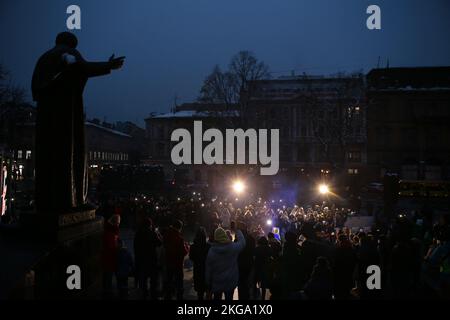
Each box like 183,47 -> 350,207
1,0 -> 450,126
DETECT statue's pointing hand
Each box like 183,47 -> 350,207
108,54 -> 125,70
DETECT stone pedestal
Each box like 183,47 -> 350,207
17,208 -> 104,299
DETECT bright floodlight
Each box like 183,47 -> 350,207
232,180 -> 245,194
318,184 -> 329,195
266,219 -> 273,226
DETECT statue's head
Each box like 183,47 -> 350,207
55,32 -> 78,49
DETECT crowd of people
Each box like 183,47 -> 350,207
97,192 -> 450,300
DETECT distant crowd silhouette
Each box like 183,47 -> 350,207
98,194 -> 450,300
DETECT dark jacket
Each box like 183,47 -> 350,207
117,247 -> 134,278
281,242 -> 304,296
238,231 -> 255,277
254,244 -> 273,287
102,222 -> 120,272
304,268 -> 333,300
333,242 -> 356,298
134,226 -> 162,276
163,227 -> 189,270
189,241 -> 211,292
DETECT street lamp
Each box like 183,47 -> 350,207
318,184 -> 330,195
232,180 -> 245,194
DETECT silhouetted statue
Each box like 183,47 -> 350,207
32,32 -> 124,215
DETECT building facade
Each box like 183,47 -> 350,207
366,67 -> 450,181
146,74 -> 368,193
145,103 -> 241,189
86,120 -> 135,166
245,75 -> 367,183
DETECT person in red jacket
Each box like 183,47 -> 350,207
163,219 -> 189,300
101,214 -> 120,298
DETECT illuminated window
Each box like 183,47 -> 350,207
26,150 -> 32,159
348,168 -> 359,175
347,151 -> 362,163
17,150 -> 23,159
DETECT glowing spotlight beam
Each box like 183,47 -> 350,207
232,180 -> 245,194
318,184 -> 329,195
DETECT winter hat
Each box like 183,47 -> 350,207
214,227 -> 231,244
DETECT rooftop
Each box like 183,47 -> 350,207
147,110 -> 239,120
85,121 -> 132,137
367,66 -> 450,91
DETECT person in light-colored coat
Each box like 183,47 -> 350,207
206,226 -> 246,300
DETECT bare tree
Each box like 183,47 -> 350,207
0,64 -> 29,146
302,73 -> 365,167
0,63 -> 26,109
198,51 -> 270,126
199,65 -> 239,107
0,64 -> 10,105
229,51 -> 270,94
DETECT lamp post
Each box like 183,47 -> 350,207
318,184 -> 330,195
232,180 -> 246,195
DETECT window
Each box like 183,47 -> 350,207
17,150 -> 23,159
318,125 -> 324,137
347,151 -> 362,163
158,126 -> 164,139
318,110 -> 324,119
157,143 -> 165,157
301,126 -> 307,137
348,168 -> 359,175
26,150 -> 32,159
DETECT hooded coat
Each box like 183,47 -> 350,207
205,229 -> 246,293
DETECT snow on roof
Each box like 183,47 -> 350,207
371,86 -> 450,92
85,121 -> 131,137
151,110 -> 239,119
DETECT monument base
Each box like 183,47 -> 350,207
9,208 -> 105,299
